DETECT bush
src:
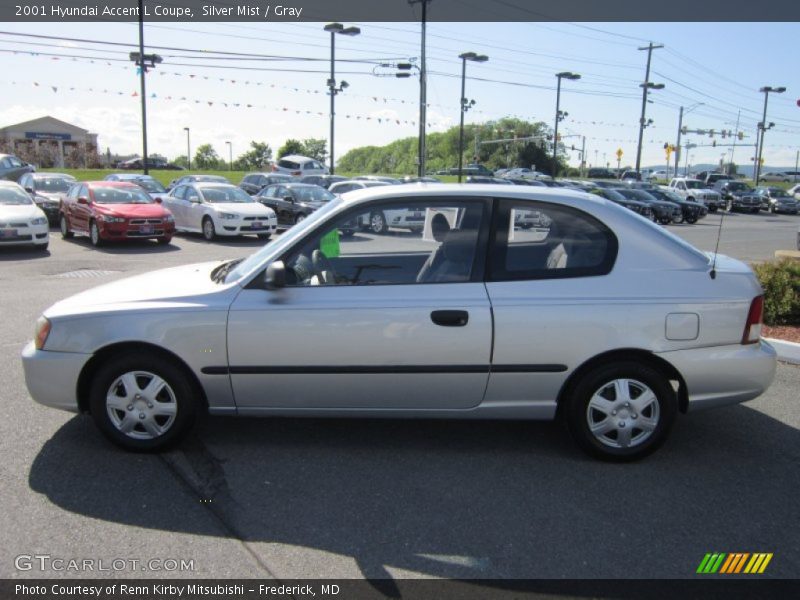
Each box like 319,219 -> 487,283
752,259 -> 800,325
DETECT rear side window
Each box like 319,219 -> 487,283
489,199 -> 618,281
279,159 -> 300,170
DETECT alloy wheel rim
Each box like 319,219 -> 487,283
60,216 -> 68,235
371,214 -> 384,232
91,223 -> 99,244
105,370 -> 178,440
586,378 -> 660,449
203,219 -> 214,239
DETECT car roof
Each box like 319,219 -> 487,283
86,181 -> 140,188
33,172 -> 74,179
278,154 -> 316,162
193,181 -> 238,188
107,173 -> 155,180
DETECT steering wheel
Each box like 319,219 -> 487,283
311,249 -> 337,284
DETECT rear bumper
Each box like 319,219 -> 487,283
658,341 -> 777,412
21,341 -> 90,412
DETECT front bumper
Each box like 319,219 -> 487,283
99,219 -> 176,240
658,340 -> 777,412
0,223 -> 49,246
21,341 -> 91,412
218,216 -> 278,236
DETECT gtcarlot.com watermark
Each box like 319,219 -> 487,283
15,554 -> 195,573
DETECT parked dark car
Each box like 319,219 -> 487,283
645,188 -> 708,224
255,183 -> 336,227
401,176 -> 442,183
613,188 -> 682,224
703,172 -> 733,188
505,178 -> 547,187
19,172 -> 76,225
713,180 -> 761,213
299,174 -> 349,189
353,175 -> 403,185
118,157 -> 181,170
754,187 -> 799,214
589,188 -> 653,219
239,172 -> 293,195
619,170 -> 642,181
0,153 -> 35,181
465,176 -> 514,184
587,168 -> 617,179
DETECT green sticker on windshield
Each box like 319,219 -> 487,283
319,229 -> 340,258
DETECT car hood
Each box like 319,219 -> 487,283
210,202 -> 273,216
94,203 -> 171,218
0,204 -> 45,220
44,261 -> 238,319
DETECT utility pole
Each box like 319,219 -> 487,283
635,42 -> 664,175
729,110 -> 740,176
409,0 -> 431,177
580,136 -> 586,178
674,106 -> 683,179
137,0 -> 148,175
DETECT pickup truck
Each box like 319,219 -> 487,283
667,178 -> 723,212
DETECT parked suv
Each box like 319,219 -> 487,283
668,178 -> 723,211
712,180 -> 761,213
0,153 -> 35,181
272,155 -> 328,177
703,173 -> 733,188
754,187 -> 799,214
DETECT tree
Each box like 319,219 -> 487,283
277,139 -> 304,159
194,144 -> 221,169
300,138 -> 328,162
236,141 -> 273,170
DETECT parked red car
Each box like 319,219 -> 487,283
59,181 -> 175,246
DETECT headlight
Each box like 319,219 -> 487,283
30,217 -> 47,226
34,316 -> 51,350
218,212 -> 237,220
99,215 -> 126,223
163,214 -> 174,222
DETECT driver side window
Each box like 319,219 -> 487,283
283,200 -> 486,287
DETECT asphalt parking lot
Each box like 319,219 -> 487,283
1,211 -> 799,582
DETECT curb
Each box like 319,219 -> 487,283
764,338 -> 800,365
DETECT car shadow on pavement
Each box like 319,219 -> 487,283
0,247 -> 50,261
173,232 -> 267,248
60,238 -> 181,254
29,404 -> 800,583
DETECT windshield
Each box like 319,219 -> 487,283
224,197 -> 343,283
291,186 -> 336,203
684,180 -> 705,189
134,179 -> 167,193
0,186 -> 34,205
201,186 -> 254,203
91,186 -> 153,204
34,177 -> 74,192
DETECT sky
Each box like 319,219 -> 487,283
1,17 -> 798,172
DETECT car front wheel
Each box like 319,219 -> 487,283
202,217 -> 216,241
89,352 -> 198,451
89,220 -> 103,247
564,361 -> 677,461
370,211 -> 387,234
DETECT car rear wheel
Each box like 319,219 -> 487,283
59,214 -> 73,239
202,217 -> 216,241
257,233 -> 271,240
370,211 -> 387,234
295,214 -> 307,225
89,220 -> 103,247
89,352 -> 198,452
564,361 -> 677,461
157,236 -> 172,245
685,215 -> 697,224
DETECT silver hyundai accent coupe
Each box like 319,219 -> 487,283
22,185 -> 777,461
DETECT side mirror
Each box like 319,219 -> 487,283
24,186 -> 34,193
265,260 -> 286,290
77,196 -> 89,205
154,197 -> 163,203
283,196 -> 294,203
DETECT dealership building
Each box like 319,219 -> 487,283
0,116 -> 98,167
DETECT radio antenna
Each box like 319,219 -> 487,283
709,206 -> 725,280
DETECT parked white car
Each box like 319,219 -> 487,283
272,155 -> 329,177
667,178 -> 723,211
759,171 -> 792,183
161,182 -> 277,241
22,184 -> 777,461
786,184 -> 800,200
0,180 -> 49,250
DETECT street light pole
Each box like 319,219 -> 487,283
635,42 -> 663,175
324,22 -> 360,176
754,85 -> 786,186
183,127 -> 190,170
674,102 -> 703,179
553,71 -> 580,178
226,141 -> 232,171
457,52 -> 488,183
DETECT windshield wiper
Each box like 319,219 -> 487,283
210,258 -> 244,283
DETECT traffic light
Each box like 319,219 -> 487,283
738,131 -> 744,140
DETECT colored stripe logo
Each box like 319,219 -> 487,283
697,553 -> 773,574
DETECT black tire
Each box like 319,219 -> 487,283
37,242 -> 49,251
89,352 -> 198,452
59,214 -> 73,239
202,217 -> 216,241
157,236 -> 172,245
369,211 -> 387,234
563,361 -> 677,462
658,216 -> 671,225
89,220 -> 103,247
257,233 -> 271,240
294,213 -> 307,225
685,215 -> 697,224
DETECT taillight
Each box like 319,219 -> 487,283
35,316 -> 51,350
741,295 -> 764,345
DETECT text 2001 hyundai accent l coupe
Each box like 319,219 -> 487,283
22,185 -> 776,461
